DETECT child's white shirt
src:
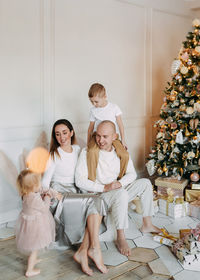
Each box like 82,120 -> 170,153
89,102 -> 122,133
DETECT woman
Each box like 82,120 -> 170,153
42,119 -> 107,276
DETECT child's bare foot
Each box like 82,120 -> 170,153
88,247 -> 108,274
115,239 -> 131,256
25,269 -> 40,277
140,224 -> 161,233
73,249 -> 93,276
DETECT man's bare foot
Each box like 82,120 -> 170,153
25,269 -> 40,277
140,224 -> 161,233
73,250 -> 93,276
88,247 -> 108,274
115,239 -> 131,256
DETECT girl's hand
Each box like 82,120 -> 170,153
56,192 -> 63,201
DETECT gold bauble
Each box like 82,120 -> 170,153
163,165 -> 168,172
170,95 -> 176,101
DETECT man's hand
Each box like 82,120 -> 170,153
104,181 -> 122,192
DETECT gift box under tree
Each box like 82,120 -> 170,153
158,198 -> 189,218
155,177 -> 188,197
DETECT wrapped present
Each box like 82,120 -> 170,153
172,239 -> 200,271
189,204 -> 200,219
179,229 -> 192,239
183,224 -> 200,254
191,183 -> 200,190
158,198 -> 189,218
153,199 -> 159,214
155,177 -> 188,197
153,228 -> 178,247
185,189 -> 200,202
184,234 -> 200,254
153,235 -> 174,246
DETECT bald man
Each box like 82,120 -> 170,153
75,120 -> 160,256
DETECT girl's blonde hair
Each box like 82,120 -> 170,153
17,169 -> 41,196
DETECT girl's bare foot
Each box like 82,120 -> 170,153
140,224 -> 161,233
88,247 -> 108,274
73,250 -> 93,276
115,239 -> 131,256
25,269 -> 40,277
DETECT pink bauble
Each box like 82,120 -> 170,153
190,172 -> 200,182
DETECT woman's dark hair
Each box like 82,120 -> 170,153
50,119 -> 76,159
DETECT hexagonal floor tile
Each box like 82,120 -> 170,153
102,250 -> 128,266
128,247 -> 158,263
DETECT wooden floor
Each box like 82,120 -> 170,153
0,238 -> 172,280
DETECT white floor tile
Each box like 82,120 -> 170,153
174,269 -> 200,280
155,246 -> 183,275
151,215 -> 173,228
134,235 -> 162,249
102,250 -> 128,266
125,217 -> 142,239
164,216 -> 195,233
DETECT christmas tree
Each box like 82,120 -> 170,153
147,19 -> 200,181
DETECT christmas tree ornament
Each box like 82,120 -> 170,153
179,85 -> 184,91
185,126 -> 190,137
195,46 -> 200,54
146,159 -> 156,176
180,66 -> 189,74
158,152 -> 165,160
170,95 -> 176,101
163,163 -> 168,172
186,106 -> 194,114
194,102 -> 200,112
190,172 -> 200,182
181,52 -> 189,61
195,118 -> 199,128
197,84 -> 200,91
180,98 -> 185,103
187,59 -> 192,65
157,167 -> 163,176
171,60 -> 181,75
185,91 -> 190,97
187,151 -> 195,159
189,119 -> 195,129
171,122 -> 178,129
176,130 -> 184,144
191,89 -> 196,96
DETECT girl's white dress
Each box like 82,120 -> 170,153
15,192 -> 55,254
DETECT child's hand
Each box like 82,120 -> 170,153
56,192 -> 63,201
122,140 -> 128,150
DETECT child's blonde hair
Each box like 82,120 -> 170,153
88,83 -> 106,98
17,169 -> 41,196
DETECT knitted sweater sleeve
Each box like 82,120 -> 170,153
75,148 -> 105,193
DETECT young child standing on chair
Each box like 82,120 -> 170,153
15,169 -> 58,277
87,82 -> 129,182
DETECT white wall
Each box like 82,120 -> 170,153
0,0 -> 195,223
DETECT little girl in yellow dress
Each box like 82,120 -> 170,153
15,169 -> 59,277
